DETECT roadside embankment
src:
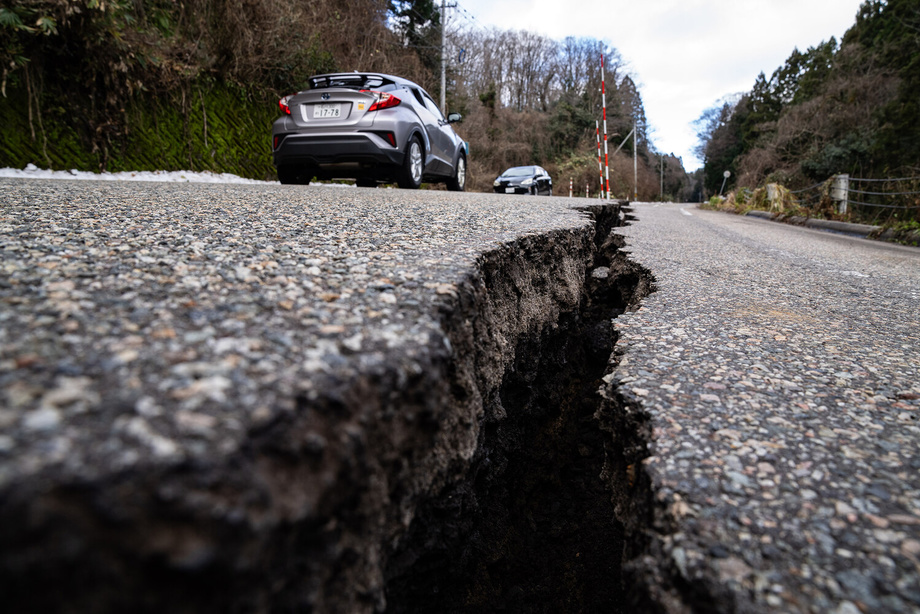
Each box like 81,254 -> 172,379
745,209 -> 920,245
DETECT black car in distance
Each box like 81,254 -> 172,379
493,166 -> 553,196
272,73 -> 467,190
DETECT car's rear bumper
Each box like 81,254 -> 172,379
273,133 -> 404,168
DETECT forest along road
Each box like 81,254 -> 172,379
610,202 -> 920,613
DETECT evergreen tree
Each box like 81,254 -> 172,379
388,0 -> 442,77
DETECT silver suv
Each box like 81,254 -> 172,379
272,73 -> 467,190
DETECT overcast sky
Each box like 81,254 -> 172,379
453,0 -> 865,171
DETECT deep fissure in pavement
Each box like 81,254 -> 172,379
0,199 -> 663,613
385,206 -> 655,612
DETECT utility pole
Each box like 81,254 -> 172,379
601,54 -> 610,200
440,0 -> 447,113
439,0 -> 457,113
633,121 -> 638,202
596,121 -> 603,198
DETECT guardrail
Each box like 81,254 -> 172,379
788,174 -> 920,225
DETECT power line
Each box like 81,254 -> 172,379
453,2 -> 481,27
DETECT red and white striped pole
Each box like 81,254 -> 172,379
595,121 -> 603,198
601,53 -> 611,200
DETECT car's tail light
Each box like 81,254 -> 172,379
278,95 -> 293,115
363,91 -> 401,112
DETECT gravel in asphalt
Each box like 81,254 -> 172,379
4,180 -> 920,613
0,179 -> 591,488
610,203 -> 920,613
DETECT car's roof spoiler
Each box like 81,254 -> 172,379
309,73 -> 400,90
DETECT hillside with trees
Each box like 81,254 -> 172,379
695,0 -> 920,225
0,0 -> 689,198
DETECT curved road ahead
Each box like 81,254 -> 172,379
612,202 -> 920,613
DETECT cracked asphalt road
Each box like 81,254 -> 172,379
3,179 -> 919,613
611,202 -> 920,613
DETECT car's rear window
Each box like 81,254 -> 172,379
309,74 -> 397,91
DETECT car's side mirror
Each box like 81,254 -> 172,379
447,112 -> 462,123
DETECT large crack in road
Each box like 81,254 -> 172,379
6,185 -> 917,612
385,204 -> 657,612
0,183 -> 670,613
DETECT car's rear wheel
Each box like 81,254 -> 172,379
446,153 -> 466,192
397,138 -> 423,189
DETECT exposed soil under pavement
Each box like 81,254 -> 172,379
385,206 -> 656,613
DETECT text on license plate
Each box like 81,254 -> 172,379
505,188 -> 515,193
314,103 -> 342,118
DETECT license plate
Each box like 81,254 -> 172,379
505,188 -> 515,193
313,103 -> 342,118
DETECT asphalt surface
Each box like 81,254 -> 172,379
3,180 -> 919,613
611,203 -> 920,613
0,179 -> 592,491
0,178 -> 604,612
